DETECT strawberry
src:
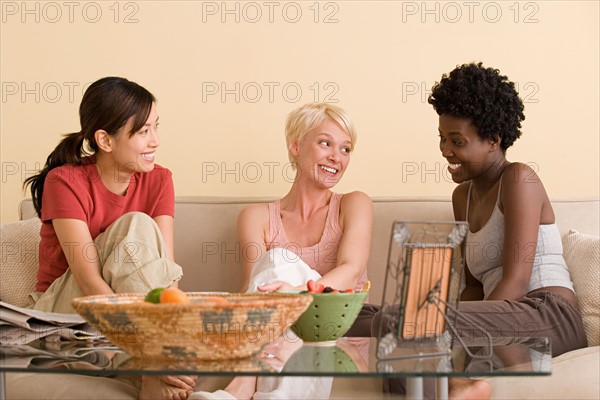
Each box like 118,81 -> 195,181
307,279 -> 325,293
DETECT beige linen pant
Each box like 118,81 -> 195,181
29,212 -> 183,314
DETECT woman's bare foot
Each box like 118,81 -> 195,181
139,376 -> 197,400
449,378 -> 491,400
222,376 -> 257,400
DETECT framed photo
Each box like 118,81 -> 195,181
399,244 -> 453,340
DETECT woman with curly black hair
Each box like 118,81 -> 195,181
375,63 -> 587,400
429,62 -> 587,398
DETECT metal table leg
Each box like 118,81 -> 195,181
406,377 -> 424,400
436,377 -> 449,400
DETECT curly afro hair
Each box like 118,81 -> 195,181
428,62 -> 525,151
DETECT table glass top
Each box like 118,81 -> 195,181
0,336 -> 551,378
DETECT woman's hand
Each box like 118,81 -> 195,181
257,281 -> 301,293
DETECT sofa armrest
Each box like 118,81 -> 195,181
0,218 -> 41,307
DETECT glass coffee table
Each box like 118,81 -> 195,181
0,336 -> 551,400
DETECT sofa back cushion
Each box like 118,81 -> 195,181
166,197 -> 600,300
14,197 -> 599,310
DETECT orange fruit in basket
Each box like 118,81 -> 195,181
159,288 -> 190,304
202,296 -> 228,303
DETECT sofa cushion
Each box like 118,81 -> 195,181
486,345 -> 600,399
0,218 -> 41,307
563,230 -> 600,347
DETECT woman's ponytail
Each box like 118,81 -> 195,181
24,131 -> 88,218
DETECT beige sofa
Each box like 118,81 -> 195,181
2,196 -> 599,399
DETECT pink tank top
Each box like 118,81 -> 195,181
267,193 -> 344,276
266,193 -> 369,291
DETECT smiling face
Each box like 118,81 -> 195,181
438,114 -> 500,183
109,102 -> 160,175
104,104 -> 160,181
291,118 -> 352,188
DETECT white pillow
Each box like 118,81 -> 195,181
0,218 -> 41,307
563,230 -> 600,347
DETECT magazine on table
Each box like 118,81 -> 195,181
1,339 -> 118,369
0,300 -> 103,345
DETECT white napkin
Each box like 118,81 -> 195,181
246,248 -> 322,293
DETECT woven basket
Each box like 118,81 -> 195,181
72,292 -> 312,361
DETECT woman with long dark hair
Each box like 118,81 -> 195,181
24,76 -> 195,399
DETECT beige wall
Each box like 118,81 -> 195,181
1,1 -> 598,223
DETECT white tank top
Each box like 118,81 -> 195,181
464,181 -> 574,298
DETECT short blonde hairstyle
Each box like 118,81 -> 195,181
285,103 -> 357,166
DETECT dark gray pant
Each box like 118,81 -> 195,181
451,291 -> 587,357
